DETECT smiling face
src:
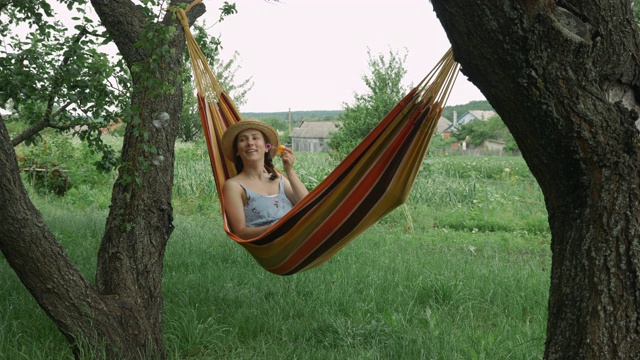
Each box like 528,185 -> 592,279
235,128 -> 269,162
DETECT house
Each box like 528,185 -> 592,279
442,109 -> 497,135
455,110 -> 496,126
482,139 -> 506,152
436,116 -> 452,137
289,120 -> 340,152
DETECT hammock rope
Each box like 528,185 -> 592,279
177,8 -> 460,275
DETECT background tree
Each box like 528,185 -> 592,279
258,115 -> 288,132
0,0 -> 128,170
431,1 -> 640,358
0,0 -> 231,358
453,115 -> 518,152
329,48 -> 408,157
1,2 -> 250,146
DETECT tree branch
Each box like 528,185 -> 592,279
10,101 -> 73,146
10,27 -> 89,147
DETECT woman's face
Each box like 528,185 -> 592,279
235,129 -> 268,161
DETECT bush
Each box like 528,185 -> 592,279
18,156 -> 71,196
428,134 -> 459,154
15,133 -> 117,201
453,115 -> 518,151
329,48 -> 408,157
16,139 -> 75,196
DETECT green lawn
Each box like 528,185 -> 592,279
1,139 -> 550,359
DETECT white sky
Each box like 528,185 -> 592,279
207,0 -> 485,112
41,0 -> 485,113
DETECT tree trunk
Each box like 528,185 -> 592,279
0,1 -> 205,358
1,105 -> 153,359
431,1 -> 640,358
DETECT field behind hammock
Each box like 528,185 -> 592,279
1,136 -> 550,359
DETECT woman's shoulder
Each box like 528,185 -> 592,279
223,177 -> 244,192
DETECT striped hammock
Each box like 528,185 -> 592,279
177,8 -> 459,275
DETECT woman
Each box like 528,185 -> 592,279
221,119 -> 308,239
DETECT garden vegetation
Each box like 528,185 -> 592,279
1,130 -> 550,359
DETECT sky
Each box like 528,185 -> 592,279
207,0 -> 485,112
39,0 -> 486,113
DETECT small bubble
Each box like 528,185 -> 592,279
152,155 -> 165,166
152,112 -> 170,128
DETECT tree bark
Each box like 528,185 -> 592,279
0,1 -> 205,358
1,97 -> 144,359
431,1 -> 640,358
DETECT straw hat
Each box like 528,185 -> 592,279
221,119 -> 280,161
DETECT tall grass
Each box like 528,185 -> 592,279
410,155 -> 547,234
172,140 -> 219,215
1,136 -> 550,359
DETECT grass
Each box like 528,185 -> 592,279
1,136 -> 550,359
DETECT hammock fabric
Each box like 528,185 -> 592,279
177,8 -> 459,275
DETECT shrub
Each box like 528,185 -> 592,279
16,138 -> 76,196
15,133 -> 117,201
17,155 -> 72,196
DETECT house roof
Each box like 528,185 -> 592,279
436,116 -> 452,133
290,120 -> 340,138
466,110 -> 496,120
453,110 -> 497,127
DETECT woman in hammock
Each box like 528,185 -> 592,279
221,120 -> 309,239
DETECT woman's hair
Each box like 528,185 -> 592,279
233,131 -> 278,181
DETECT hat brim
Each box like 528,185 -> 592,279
221,120 -> 280,161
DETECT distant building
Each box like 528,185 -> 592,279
443,110 -> 497,134
290,120 -> 340,152
482,139 -> 506,152
436,116 -> 452,134
436,116 -> 453,139
455,110 -> 496,126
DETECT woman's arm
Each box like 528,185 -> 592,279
280,146 -> 309,204
222,180 -> 272,239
